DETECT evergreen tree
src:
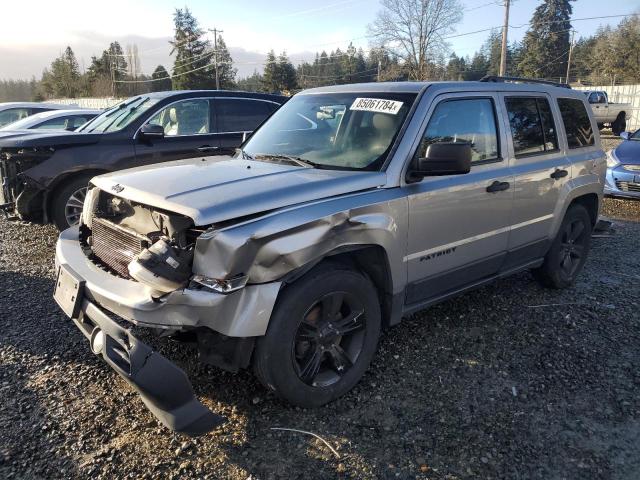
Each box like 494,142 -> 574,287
86,41 -> 128,96
170,8 -> 215,89
47,46 -> 81,97
213,35 -> 237,89
151,65 -> 172,92
277,52 -> 297,92
518,0 -> 574,79
236,71 -> 265,92
262,50 -> 279,92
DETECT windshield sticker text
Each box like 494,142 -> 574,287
349,98 -> 403,115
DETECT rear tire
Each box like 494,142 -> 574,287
612,114 -> 626,136
533,204 -> 592,289
253,262 -> 381,407
51,174 -> 94,230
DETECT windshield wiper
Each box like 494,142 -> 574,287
236,148 -> 255,160
253,153 -> 319,169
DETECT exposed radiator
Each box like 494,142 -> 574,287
91,217 -> 149,279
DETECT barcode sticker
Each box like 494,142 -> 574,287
350,98 -> 403,115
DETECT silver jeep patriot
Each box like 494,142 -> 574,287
54,78 -> 606,435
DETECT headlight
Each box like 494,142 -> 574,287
606,150 -> 620,168
190,274 -> 248,293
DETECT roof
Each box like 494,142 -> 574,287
299,81 -> 588,99
141,90 -> 287,103
0,102 -> 78,110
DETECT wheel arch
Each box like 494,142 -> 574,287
321,245 -> 396,329
568,192 -> 599,228
44,169 -> 110,220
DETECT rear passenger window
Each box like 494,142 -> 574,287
420,98 -> 499,163
558,98 -> 595,148
217,99 -> 273,133
505,97 -> 558,156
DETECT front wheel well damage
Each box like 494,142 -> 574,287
280,245 -> 394,329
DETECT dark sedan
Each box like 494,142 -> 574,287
0,90 -> 286,229
605,129 -> 640,199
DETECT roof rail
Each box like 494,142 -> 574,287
479,75 -> 571,89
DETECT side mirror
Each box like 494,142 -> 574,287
409,143 -> 472,180
620,131 -> 630,140
139,123 -> 164,139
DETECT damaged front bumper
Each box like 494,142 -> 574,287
54,265 -> 224,435
54,227 -> 282,434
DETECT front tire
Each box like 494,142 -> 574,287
533,204 -> 592,289
253,263 -> 381,407
51,174 -> 94,230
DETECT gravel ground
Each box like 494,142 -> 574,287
1,155 -> 639,478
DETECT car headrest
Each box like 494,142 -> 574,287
168,108 -> 178,124
372,113 -> 395,133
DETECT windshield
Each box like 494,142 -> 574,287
243,92 -> 416,170
78,97 -> 160,133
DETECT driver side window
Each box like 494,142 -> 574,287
419,98 -> 499,163
146,99 -> 210,136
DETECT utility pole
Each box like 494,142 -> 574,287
499,0 -> 510,76
565,29 -> 575,85
209,28 -> 223,90
377,59 -> 381,82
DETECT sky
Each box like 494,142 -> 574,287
0,0 -> 638,80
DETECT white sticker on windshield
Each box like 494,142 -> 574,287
349,98 -> 403,115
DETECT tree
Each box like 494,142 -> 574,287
86,41 -> 128,96
367,0 -> 463,80
213,35 -> 237,89
45,46 -> 81,98
517,0 -> 574,80
262,50 -> 279,92
277,52 -> 297,92
236,71 -> 265,92
151,65 -> 172,92
170,8 -> 215,89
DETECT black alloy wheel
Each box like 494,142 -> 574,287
293,291 -> 366,387
533,204 -> 592,289
252,263 -> 381,407
558,217 -> 588,279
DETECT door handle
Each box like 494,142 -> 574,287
197,145 -> 219,152
550,168 -> 568,180
486,180 -> 510,193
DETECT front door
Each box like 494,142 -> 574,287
134,98 -> 221,165
404,93 -> 514,305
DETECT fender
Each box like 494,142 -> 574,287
193,187 -> 410,297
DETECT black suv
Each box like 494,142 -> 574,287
0,90 -> 286,229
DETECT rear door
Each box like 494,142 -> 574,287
134,98 -> 220,165
502,93 -> 570,266
404,93 -> 514,305
214,98 -> 278,155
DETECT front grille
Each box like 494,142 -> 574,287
615,180 -> 640,193
91,217 -> 149,279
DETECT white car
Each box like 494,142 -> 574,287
0,102 -> 79,128
0,109 -> 101,138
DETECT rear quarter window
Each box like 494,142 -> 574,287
557,98 -> 595,148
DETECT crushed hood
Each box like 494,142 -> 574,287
91,156 -> 387,225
